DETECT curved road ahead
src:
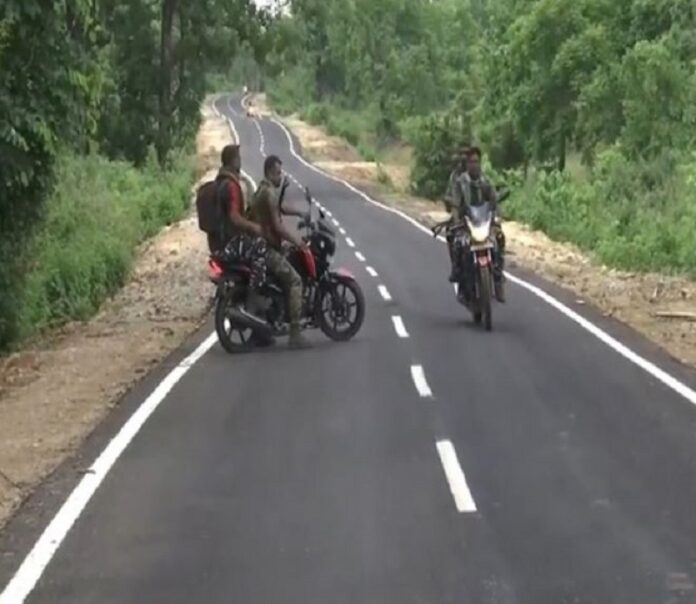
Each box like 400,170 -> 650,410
2,93 -> 696,603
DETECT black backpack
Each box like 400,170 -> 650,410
196,177 -> 226,235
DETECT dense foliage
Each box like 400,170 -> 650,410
256,0 -> 696,275
0,0 -> 266,349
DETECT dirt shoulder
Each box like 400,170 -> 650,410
0,98 -> 232,530
247,93 -> 696,369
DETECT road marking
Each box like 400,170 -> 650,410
378,285 -> 392,302
345,237 -> 355,248
355,251 -> 366,262
410,365 -> 432,398
339,227 -> 347,235
366,266 -> 379,278
0,334 -> 219,604
436,440 -> 477,513
253,120 -> 265,154
0,109 -> 252,603
391,316 -> 409,338
332,218 -> 340,227
226,96 -> 238,116
226,117 -> 240,145
325,210 -> 333,217
271,113 -> 696,410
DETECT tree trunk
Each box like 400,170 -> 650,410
557,126 -> 567,172
158,0 -> 178,165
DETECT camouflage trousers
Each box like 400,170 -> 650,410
219,233 -> 268,290
265,247 -> 303,329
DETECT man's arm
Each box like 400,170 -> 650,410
226,180 -> 261,236
483,179 -> 498,208
260,189 -> 306,248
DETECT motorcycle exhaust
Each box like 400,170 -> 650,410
227,307 -> 273,338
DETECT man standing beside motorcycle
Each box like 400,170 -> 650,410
250,155 -> 312,349
444,146 -> 506,303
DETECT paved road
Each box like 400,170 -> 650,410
2,93 -> 696,603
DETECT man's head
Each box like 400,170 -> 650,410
465,146 -> 482,179
221,144 -> 241,172
264,154 -> 283,187
452,145 -> 469,170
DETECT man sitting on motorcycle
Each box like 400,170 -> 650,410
249,155 -> 312,349
444,146 -> 506,303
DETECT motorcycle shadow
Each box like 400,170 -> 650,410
426,312 -> 515,336
212,335 -> 353,356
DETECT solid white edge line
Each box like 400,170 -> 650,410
506,273 -> 696,406
436,440 -> 477,513
355,251 -> 366,262
410,365 -> 433,398
366,266 -> 379,278
0,333 -> 219,604
378,285 -> 392,302
391,316 -> 409,338
270,114 -> 696,409
1,106 -> 259,602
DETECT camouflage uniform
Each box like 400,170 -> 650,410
218,233 -> 268,291
249,178 -> 303,330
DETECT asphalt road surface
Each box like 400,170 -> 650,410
2,93 -> 696,603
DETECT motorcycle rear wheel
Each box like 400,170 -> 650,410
214,290 -> 255,354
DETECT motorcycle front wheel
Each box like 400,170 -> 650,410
318,276 -> 365,341
478,265 -> 493,331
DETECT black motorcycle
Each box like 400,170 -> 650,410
433,189 -> 509,331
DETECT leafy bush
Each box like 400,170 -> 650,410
505,148 -> 696,275
408,112 -> 472,199
4,149 -> 194,348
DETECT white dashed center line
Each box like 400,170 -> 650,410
410,365 -> 432,397
378,285 -> 392,302
366,266 -> 379,278
436,440 -> 477,513
339,227 -> 347,235
355,251 -> 366,262
391,316 -> 409,338
332,218 -> 340,227
345,237 -> 355,248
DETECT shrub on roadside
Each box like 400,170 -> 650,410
504,148 -> 696,276
10,149 -> 194,345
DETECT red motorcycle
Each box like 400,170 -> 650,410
209,187 -> 365,352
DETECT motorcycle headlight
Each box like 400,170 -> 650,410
469,224 -> 490,243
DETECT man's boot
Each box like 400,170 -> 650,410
493,256 -> 506,303
449,266 -> 458,283
288,325 -> 312,349
494,278 -> 506,303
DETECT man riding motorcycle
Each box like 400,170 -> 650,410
443,146 -> 506,302
249,155 -> 312,349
